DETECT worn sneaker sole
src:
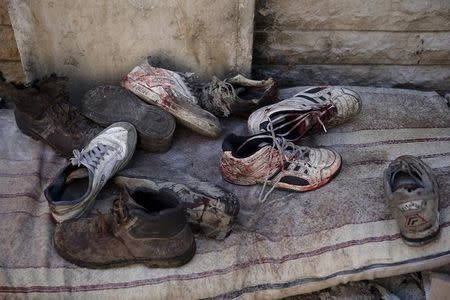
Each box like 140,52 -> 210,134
122,73 -> 221,138
222,157 -> 342,193
53,225 -> 196,268
401,217 -> 440,247
82,86 -> 176,153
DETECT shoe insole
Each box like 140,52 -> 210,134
392,172 -> 423,192
60,170 -> 90,202
237,87 -> 265,100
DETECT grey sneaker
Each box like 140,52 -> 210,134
114,168 -> 240,240
384,155 -> 440,246
45,122 -> 137,222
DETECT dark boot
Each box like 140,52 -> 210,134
0,75 -> 102,157
53,188 -> 196,268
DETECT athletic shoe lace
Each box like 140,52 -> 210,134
249,128 -> 311,203
95,194 -> 129,233
200,76 -> 236,117
70,143 -> 109,173
265,104 -> 335,141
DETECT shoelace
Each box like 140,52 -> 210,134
70,143 -> 109,173
94,194 -> 129,234
200,77 -> 236,117
238,129 -> 311,203
265,104 -> 335,142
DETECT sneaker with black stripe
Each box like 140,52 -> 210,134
220,133 -> 341,201
248,86 -> 362,141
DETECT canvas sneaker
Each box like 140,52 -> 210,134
221,133 -> 341,201
45,122 -> 137,222
53,188 -> 195,268
248,86 -> 362,141
384,155 -> 440,246
199,74 -> 277,117
121,61 -> 221,138
114,167 -> 240,240
82,85 -> 176,153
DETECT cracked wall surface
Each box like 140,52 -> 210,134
7,0 -> 254,98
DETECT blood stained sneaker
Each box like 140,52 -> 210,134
114,167 -> 240,240
122,61 -> 221,138
220,133 -> 341,200
384,155 -> 440,246
45,122 -> 137,222
82,85 -> 176,153
0,75 -> 102,157
53,188 -> 195,268
199,74 -> 277,117
248,86 -> 362,141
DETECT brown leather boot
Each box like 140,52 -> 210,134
53,188 -> 196,268
1,75 -> 102,157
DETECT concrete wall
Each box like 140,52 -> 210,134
0,0 -> 24,82
8,0 -> 255,98
253,0 -> 450,91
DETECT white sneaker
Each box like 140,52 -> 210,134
45,122 -> 137,222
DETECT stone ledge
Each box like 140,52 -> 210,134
254,30 -> 450,65
253,64 -> 450,92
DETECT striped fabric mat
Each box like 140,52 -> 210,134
0,87 -> 449,299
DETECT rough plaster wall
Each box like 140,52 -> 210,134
253,0 -> 450,92
0,0 -> 24,82
8,0 -> 254,99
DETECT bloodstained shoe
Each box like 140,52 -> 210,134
114,167 -> 240,240
121,61 -> 221,138
45,122 -> 137,222
248,86 -> 362,141
384,155 -> 440,246
199,74 -> 278,117
0,75 -> 102,157
221,133 -> 341,201
82,85 -> 176,152
53,189 -> 195,268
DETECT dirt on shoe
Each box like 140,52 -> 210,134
114,167 -> 240,240
122,61 -> 221,138
0,75 -> 102,157
221,133 -> 342,202
53,188 -> 196,269
248,86 -> 362,141
82,85 -> 176,153
384,155 -> 440,246
200,74 -> 278,117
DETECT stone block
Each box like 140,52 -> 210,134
256,0 -> 450,31
254,30 -> 450,65
0,0 -> 10,25
0,26 -> 20,60
0,61 -> 25,82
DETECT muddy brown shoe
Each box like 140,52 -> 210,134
200,74 -> 278,117
53,188 -> 196,268
0,75 -> 102,157
114,167 -> 240,240
81,85 -> 176,153
384,155 -> 440,246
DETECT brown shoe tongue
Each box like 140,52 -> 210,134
65,167 -> 89,185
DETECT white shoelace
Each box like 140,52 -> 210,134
70,143 -> 109,173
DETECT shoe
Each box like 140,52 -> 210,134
114,167 -> 240,240
81,85 -> 176,153
384,155 -> 440,246
53,188 -> 195,268
221,133 -> 341,200
45,122 -> 137,222
0,75 -> 102,157
248,86 -> 362,141
121,61 -> 221,138
199,74 -> 277,117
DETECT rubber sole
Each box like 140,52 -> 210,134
53,237 -> 196,269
